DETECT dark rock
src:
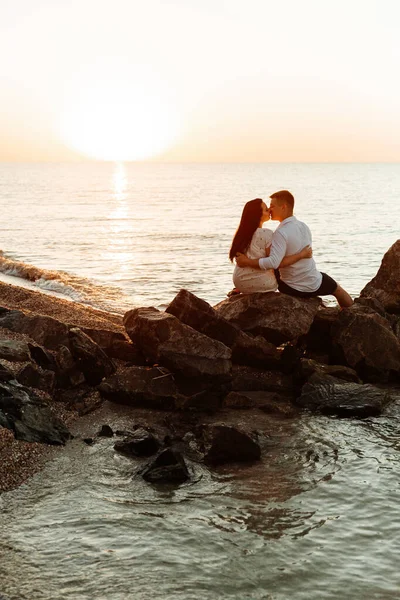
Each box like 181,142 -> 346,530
54,345 -> 85,388
360,240 -> 400,313
98,424 -> 114,437
83,437 -> 94,445
140,448 -> 190,483
231,330 -> 280,369
331,305 -> 400,382
114,428 -> 160,457
98,366 -> 179,410
305,306 -> 340,355
224,390 -> 290,410
28,342 -> 56,370
297,373 -> 391,418
123,307 -> 231,379
16,363 -> 56,392
231,365 -> 295,395
0,310 -> 70,349
69,327 -> 116,386
81,327 -> 144,362
296,358 -> 361,385
0,380 -> 71,444
200,424 -> 261,465
55,386 -> 103,415
0,362 -> 14,382
0,339 -> 30,362
214,292 -> 321,345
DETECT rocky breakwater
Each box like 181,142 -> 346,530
1,240 -> 400,489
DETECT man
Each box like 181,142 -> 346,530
236,190 -> 353,308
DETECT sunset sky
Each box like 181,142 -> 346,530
1,0 -> 399,162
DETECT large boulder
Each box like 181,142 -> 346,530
214,292 -> 321,345
297,374 -> 392,418
16,363 -> 56,393
123,307 -> 231,379
296,358 -> 361,385
68,327 -> 116,386
0,380 -> 71,444
331,305 -> 400,382
360,240 -> 400,314
166,289 -> 280,368
81,327 -> 144,362
98,366 -> 179,410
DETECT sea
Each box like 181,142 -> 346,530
0,162 -> 399,312
0,162 -> 400,600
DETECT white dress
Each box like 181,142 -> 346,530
233,228 -> 278,293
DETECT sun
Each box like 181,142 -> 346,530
58,69 -> 181,161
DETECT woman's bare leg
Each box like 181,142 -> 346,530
333,285 -> 353,308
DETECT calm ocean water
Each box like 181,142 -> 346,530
0,162 -> 399,311
1,163 -> 400,600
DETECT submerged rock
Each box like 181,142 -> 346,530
98,424 -> 114,437
200,424 -> 261,465
124,307 -> 232,379
139,448 -> 190,483
360,240 -> 400,314
297,374 -> 391,418
114,428 -> 160,457
0,380 -> 71,444
215,292 -> 321,345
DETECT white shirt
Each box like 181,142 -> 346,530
233,228 -> 277,293
258,216 -> 322,292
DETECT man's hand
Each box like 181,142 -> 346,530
235,253 -> 260,269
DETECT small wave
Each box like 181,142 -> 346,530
0,251 -> 132,314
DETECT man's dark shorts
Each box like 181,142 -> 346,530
278,272 -> 338,298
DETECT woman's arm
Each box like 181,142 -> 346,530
279,245 -> 312,267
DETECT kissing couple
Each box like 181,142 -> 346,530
230,190 -> 353,308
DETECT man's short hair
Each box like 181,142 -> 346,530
270,190 -> 295,212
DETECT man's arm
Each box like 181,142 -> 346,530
236,231 -> 287,270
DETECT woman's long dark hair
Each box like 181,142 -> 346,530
229,198 -> 263,262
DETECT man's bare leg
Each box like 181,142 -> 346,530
333,285 -> 353,308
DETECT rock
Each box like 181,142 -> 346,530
0,339 -> 30,362
200,424 -> 261,465
139,448 -> 190,483
54,345 -> 85,388
81,327 -> 144,362
124,307 -> 231,379
68,327 -> 116,386
0,362 -> 15,382
296,358 -> 361,385
331,305 -> 400,382
98,424 -> 114,437
114,428 -> 160,457
0,380 -> 71,444
360,240 -> 400,314
297,374 -> 391,418
166,289 -> 280,369
214,292 -> 321,345
98,366 -> 179,410
16,363 -> 56,392
28,342 -> 57,371
231,365 -> 295,395
223,390 -> 294,417
0,310 -> 69,349
304,306 -> 340,356
83,437 -> 94,445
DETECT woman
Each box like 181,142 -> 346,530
229,198 -> 312,294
